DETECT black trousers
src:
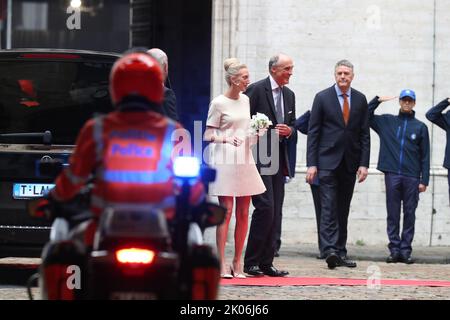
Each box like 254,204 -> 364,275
385,173 -> 419,257
275,212 -> 282,252
244,169 -> 285,268
275,179 -> 287,253
318,159 -> 356,257
310,183 -> 323,255
448,169 -> 450,206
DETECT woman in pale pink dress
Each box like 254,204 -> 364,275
204,58 -> 266,279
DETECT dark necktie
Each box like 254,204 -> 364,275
275,86 -> 284,124
342,93 -> 350,125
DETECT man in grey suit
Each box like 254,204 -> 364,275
306,60 -> 370,269
147,48 -> 179,121
243,53 -> 297,277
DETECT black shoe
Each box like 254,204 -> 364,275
338,256 -> 357,268
386,253 -> 400,263
325,252 -> 340,269
260,265 -> 289,277
400,255 -> 414,264
243,265 -> 264,276
316,253 -> 326,259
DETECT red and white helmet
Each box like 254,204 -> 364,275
109,52 -> 164,105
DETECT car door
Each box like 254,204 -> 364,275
0,51 -> 119,255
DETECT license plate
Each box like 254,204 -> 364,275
13,183 -> 55,199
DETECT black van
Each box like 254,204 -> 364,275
0,49 -> 120,257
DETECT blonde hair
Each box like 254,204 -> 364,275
224,58 -> 247,86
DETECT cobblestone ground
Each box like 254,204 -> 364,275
0,287 -> 39,300
217,252 -> 450,300
1,251 -> 450,300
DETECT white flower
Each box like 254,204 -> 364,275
249,112 -> 273,135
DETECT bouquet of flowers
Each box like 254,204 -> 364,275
249,112 -> 273,136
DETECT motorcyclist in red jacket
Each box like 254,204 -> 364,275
49,52 -> 204,246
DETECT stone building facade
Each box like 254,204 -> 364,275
208,0 -> 450,246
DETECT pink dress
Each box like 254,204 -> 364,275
206,94 -> 266,197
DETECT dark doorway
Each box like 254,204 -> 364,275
131,0 -> 212,138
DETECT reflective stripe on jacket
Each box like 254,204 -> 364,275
53,110 -> 186,218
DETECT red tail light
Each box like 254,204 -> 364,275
30,198 -> 49,218
18,80 -> 37,98
116,248 -> 155,265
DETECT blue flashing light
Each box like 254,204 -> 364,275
173,157 -> 200,178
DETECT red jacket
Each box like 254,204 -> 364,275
52,110 -> 204,220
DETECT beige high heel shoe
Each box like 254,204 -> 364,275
230,266 -> 246,279
220,266 -> 233,279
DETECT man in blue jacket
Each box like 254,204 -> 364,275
368,89 -> 430,264
425,98 -> 450,204
291,111 -> 324,259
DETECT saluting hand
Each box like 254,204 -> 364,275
378,96 -> 398,103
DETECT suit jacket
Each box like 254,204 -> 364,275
294,110 -> 311,134
287,110 -> 311,178
307,85 -> 370,173
244,77 -> 297,177
163,87 -> 179,121
425,98 -> 450,169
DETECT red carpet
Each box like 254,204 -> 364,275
220,276 -> 450,287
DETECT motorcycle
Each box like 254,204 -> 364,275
27,156 -> 225,300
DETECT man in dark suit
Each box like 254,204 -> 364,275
147,48 -> 179,121
306,60 -> 370,269
292,111 -> 324,259
426,98 -> 450,205
274,111 -> 300,257
243,53 -> 297,277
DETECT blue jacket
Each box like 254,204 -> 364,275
295,110 -> 310,134
425,98 -> 450,169
286,111 -> 310,178
368,97 -> 430,185
291,110 -> 319,186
